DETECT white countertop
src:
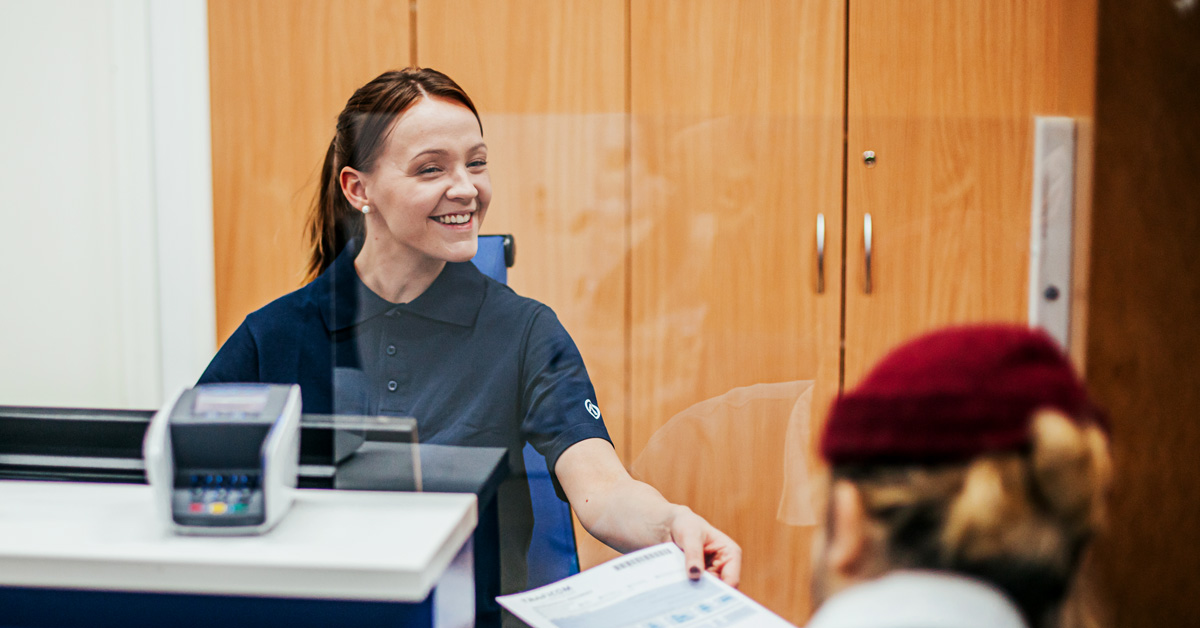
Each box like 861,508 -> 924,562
0,480 -> 476,602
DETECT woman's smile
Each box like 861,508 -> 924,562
432,211 -> 475,227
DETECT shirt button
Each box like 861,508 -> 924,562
387,380 -> 398,392
386,345 -> 397,356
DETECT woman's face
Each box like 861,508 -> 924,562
358,96 -> 490,264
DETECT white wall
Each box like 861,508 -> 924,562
148,0 -> 217,405
0,0 -> 214,409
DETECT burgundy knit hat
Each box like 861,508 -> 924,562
821,324 -> 1100,465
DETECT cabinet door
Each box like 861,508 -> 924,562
418,0 -> 627,458
629,1 -> 844,622
844,0 -> 1096,385
417,0 -> 629,571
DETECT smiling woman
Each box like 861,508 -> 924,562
343,96 -> 491,304
197,67 -> 741,626
304,69 -> 488,292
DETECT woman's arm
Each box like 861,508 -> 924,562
554,437 -> 742,586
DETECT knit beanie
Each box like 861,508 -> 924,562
821,324 -> 1099,465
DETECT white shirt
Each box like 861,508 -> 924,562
806,570 -> 1028,628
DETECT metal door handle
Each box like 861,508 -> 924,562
816,213 -> 826,294
864,213 -> 873,294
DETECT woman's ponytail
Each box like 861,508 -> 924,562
305,137 -> 356,282
1029,410 -> 1112,539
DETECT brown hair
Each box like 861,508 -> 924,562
305,68 -> 481,281
834,411 -> 1112,628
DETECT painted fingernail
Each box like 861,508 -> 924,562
689,567 -> 701,577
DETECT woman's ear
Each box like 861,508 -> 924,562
339,166 -> 368,210
827,480 -> 869,578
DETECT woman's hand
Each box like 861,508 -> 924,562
668,505 -> 742,587
556,438 -> 743,587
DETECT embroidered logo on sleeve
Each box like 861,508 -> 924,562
584,399 -> 601,420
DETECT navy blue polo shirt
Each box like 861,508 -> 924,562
199,241 -> 612,610
199,241 -> 611,474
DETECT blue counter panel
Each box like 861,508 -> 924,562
0,587 -> 434,628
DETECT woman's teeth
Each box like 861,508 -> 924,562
434,213 -> 471,225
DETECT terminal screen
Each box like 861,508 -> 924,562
193,387 -> 270,415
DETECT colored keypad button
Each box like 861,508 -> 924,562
189,503 -> 203,513
209,503 -> 228,515
232,503 -> 246,513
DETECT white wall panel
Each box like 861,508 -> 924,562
0,0 -> 214,409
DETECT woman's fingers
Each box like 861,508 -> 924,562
680,525 -> 707,580
710,540 -> 742,587
670,508 -> 742,586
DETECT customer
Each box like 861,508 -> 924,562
808,325 -> 1111,628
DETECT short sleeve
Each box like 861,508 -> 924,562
197,321 -> 261,385
519,306 -> 613,478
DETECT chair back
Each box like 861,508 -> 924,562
471,234 -> 581,587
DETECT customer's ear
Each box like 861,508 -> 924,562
827,480 -> 868,578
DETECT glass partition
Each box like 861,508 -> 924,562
301,414 -> 420,492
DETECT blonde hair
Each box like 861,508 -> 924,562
836,411 -> 1112,627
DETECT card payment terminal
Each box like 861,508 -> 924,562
143,384 -> 301,535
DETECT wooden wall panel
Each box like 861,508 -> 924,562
416,0 -> 628,571
208,0 -> 411,344
1086,2 -> 1200,626
844,0 -> 1097,385
630,1 -> 845,622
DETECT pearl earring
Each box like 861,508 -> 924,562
361,204 -> 371,214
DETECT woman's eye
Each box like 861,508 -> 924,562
469,160 -> 488,169
418,165 -> 442,175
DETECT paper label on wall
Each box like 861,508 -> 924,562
1028,116 -> 1077,349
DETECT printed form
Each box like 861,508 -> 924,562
497,543 -> 797,628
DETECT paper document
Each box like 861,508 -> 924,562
497,543 -> 797,628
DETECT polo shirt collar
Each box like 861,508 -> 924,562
317,240 -> 486,331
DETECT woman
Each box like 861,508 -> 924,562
199,68 -> 740,598
808,325 -> 1111,628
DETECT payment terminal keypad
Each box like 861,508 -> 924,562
172,472 -> 266,527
